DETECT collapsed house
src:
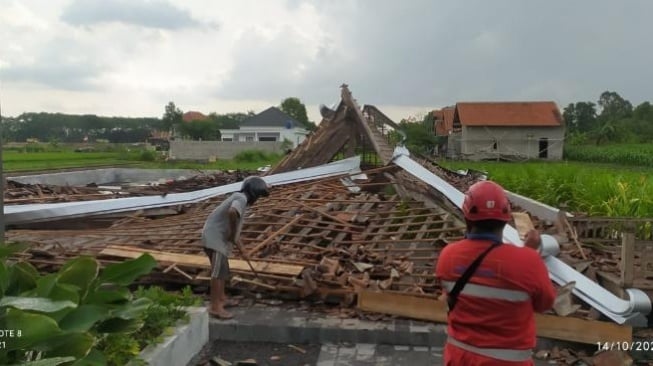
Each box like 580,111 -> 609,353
4,86 -> 653,355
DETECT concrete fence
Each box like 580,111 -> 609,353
168,140 -> 284,161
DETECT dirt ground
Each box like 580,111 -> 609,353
189,340 -> 321,366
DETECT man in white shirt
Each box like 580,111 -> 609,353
201,176 -> 270,319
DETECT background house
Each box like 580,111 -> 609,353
435,101 -> 565,161
182,111 -> 209,123
219,107 -> 309,148
432,106 -> 455,156
433,106 -> 455,137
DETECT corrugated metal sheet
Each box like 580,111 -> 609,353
391,146 -> 651,326
4,156 -> 362,225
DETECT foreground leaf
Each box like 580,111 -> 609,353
97,254 -> 157,287
7,262 -> 38,295
95,317 -> 144,333
57,256 -> 99,299
33,273 -> 59,298
71,348 -> 107,366
59,305 -> 108,332
41,332 -> 95,359
0,242 -> 29,258
111,297 -> 152,320
0,261 -> 9,296
85,287 -> 131,305
21,357 -> 76,366
50,283 -> 81,304
0,296 -> 77,313
3,308 -> 63,351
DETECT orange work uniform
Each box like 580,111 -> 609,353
435,233 -> 557,365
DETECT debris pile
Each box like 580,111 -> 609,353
4,169 -> 465,304
3,170 -> 257,204
3,85 -> 648,360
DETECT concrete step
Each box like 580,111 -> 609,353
316,343 -> 442,366
315,343 -> 556,366
210,304 -> 447,346
209,304 -> 564,352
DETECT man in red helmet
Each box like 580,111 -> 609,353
435,180 -> 556,365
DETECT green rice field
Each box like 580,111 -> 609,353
437,160 -> 653,217
564,144 -> 653,166
1,148 -> 282,173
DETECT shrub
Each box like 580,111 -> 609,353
139,150 -> 157,162
233,150 -> 279,163
0,243 -> 158,365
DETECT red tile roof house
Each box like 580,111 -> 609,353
435,101 -> 565,161
432,106 -> 456,156
182,111 -> 209,123
433,106 -> 456,137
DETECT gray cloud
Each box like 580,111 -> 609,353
1,63 -> 101,90
218,0 -> 653,110
0,38 -> 103,90
61,0 -> 204,30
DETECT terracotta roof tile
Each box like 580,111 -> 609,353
455,101 -> 562,127
433,106 -> 455,136
182,111 -> 209,123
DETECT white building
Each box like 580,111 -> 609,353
220,107 -> 310,148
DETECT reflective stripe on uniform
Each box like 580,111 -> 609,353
447,336 -> 533,362
441,280 -> 530,302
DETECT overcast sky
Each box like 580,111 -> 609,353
1,0 -> 652,123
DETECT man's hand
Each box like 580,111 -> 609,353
524,229 -> 541,250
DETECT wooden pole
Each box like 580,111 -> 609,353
620,231 -> 635,287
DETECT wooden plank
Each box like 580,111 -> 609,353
512,212 -> 535,239
99,245 -> 304,277
357,290 -> 632,344
621,232 -> 635,287
248,215 -> 303,257
290,200 -> 358,227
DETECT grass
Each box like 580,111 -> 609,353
2,151 -> 142,172
564,143 -> 653,166
1,146 -> 282,173
438,159 -> 653,217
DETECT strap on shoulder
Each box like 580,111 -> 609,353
446,234 -> 502,312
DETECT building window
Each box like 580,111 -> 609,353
245,136 -> 254,142
222,138 -> 232,141
492,140 -> 498,150
259,137 -> 277,142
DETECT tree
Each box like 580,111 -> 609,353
563,102 -> 597,133
177,120 -> 220,141
280,97 -> 313,129
209,113 -> 241,129
394,113 -> 440,155
633,101 -> 653,122
162,102 -> 183,131
597,91 -> 632,122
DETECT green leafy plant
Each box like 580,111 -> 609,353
0,243 -> 158,365
96,285 -> 201,366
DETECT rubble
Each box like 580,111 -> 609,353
6,169 -> 465,304
3,170 -> 256,205
3,85 -> 650,361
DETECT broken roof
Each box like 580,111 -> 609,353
267,86 -> 396,175
4,85 -> 650,336
455,101 -> 563,127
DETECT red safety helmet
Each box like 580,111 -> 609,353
462,180 -> 512,222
